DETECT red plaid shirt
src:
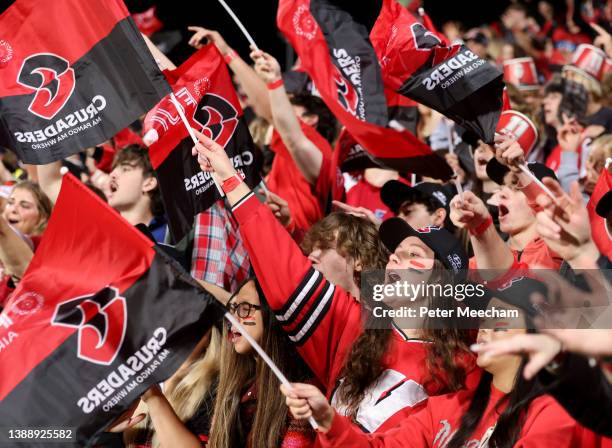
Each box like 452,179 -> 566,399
191,200 -> 250,292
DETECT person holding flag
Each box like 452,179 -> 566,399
191,129 -> 477,435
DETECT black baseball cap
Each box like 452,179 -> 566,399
379,218 -> 468,281
482,276 -> 548,318
381,180 -> 456,214
486,160 -> 558,186
596,190 -> 612,218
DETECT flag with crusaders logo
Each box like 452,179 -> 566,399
278,0 -> 505,178
0,0 -> 170,164
278,0 -> 452,179
0,174 -> 224,446
143,44 -> 261,243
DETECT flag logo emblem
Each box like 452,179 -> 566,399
51,287 -> 128,365
17,53 -> 76,120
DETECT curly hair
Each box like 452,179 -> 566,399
301,212 -> 389,285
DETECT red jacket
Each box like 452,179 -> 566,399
232,191 -> 477,433
320,385 -> 600,447
266,122 -> 332,230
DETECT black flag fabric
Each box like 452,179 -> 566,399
278,0 -> 452,180
0,174 -> 224,446
144,44 -> 261,243
0,0 -> 170,164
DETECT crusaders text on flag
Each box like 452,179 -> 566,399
0,0 -> 171,164
0,174 -> 224,446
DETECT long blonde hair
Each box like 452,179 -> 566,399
124,327 -> 222,447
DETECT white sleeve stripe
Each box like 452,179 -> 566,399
232,192 -> 254,211
289,284 -> 335,343
276,270 -> 320,322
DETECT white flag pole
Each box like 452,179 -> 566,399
169,93 -> 224,196
518,163 -> 556,202
224,312 -> 319,430
217,0 -> 259,50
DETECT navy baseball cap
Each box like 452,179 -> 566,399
486,160 -> 558,186
379,218 -> 467,281
381,180 -> 456,214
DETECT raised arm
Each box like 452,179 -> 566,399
188,27 -> 272,122
0,215 -> 33,280
191,130 -> 362,387
449,191 -> 515,277
36,161 -> 63,205
142,33 -> 177,70
250,49 -> 322,185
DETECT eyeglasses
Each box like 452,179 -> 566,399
226,301 -> 261,319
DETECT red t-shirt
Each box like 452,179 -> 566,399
321,385 -> 599,447
346,179 -> 393,221
266,122 -> 333,230
469,237 -> 562,274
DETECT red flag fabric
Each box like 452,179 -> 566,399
0,174 -> 223,444
587,168 -> 612,259
277,0 -> 452,179
0,0 -> 170,164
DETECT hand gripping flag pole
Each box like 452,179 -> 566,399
169,93 -> 225,196
224,312 -> 319,430
217,0 -> 259,50
517,163 -> 557,202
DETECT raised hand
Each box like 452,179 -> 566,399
191,129 -> 236,181
449,190 -> 490,230
535,179 -> 596,264
280,383 -> 335,433
557,114 -> 583,153
471,333 -> 563,380
250,49 -> 282,84
493,132 -> 525,173
332,200 -> 382,228
266,190 -> 292,228
187,26 -> 232,55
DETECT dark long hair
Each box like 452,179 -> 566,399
335,260 -> 474,419
208,278 -> 312,448
447,344 -> 542,447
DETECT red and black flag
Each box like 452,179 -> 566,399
0,174 -> 224,446
278,0 -> 452,179
144,44 -> 261,243
0,0 -> 170,164
371,0 -> 504,143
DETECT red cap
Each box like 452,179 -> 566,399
503,57 -> 540,90
495,110 -> 538,155
564,44 -> 608,83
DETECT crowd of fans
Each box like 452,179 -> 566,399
0,0 -> 611,446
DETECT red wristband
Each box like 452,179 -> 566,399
469,216 -> 493,236
223,50 -> 237,64
221,172 -> 245,194
266,79 -> 284,90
